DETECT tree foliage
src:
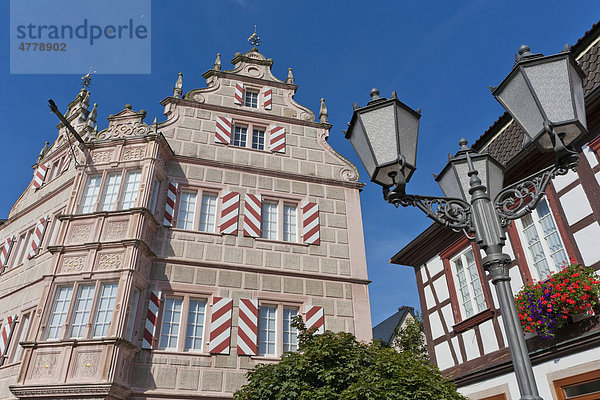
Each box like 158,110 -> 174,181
391,311 -> 428,360
234,317 -> 465,400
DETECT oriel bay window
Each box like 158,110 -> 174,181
176,189 -> 218,233
261,200 -> 298,242
258,304 -> 298,357
45,281 -> 119,341
158,295 -> 207,352
79,169 -> 143,213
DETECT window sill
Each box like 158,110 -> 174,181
452,308 -> 495,334
152,349 -> 211,357
251,355 -> 281,361
254,237 -> 307,247
169,227 -> 222,237
214,141 -> 273,154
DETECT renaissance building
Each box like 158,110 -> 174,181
0,46 -> 372,399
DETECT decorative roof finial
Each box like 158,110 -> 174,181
214,53 -> 222,71
81,66 -> 96,89
87,103 -> 98,127
319,98 -> 328,123
248,25 -> 261,50
286,67 -> 295,84
37,141 -> 50,162
173,72 -> 183,98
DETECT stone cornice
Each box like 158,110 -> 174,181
201,69 -> 298,91
10,382 -> 131,399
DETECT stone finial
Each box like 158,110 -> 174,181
319,98 -> 328,123
214,53 -> 222,71
37,141 -> 50,162
87,103 -> 98,128
286,67 -> 295,84
173,72 -> 183,98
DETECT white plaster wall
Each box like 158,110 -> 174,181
451,335 -> 463,363
504,235 -> 516,259
596,170 -> 600,187
424,285 -> 435,310
433,275 -> 450,302
552,169 -> 579,192
509,266 -> 524,295
559,185 -> 593,225
462,328 -> 480,361
479,319 -> 499,354
459,344 -> 600,400
434,341 -> 454,370
426,255 -> 444,277
583,144 -> 598,168
489,280 -> 499,310
416,264 -> 425,285
429,311 -> 445,340
573,222 -> 600,265
496,315 -> 507,347
441,304 -> 454,330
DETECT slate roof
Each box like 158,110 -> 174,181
372,306 -> 415,346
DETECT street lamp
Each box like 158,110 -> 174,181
345,45 -> 586,400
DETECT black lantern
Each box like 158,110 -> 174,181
492,45 -> 587,152
345,89 -> 421,187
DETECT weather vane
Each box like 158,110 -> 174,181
248,25 -> 261,48
81,66 -> 96,89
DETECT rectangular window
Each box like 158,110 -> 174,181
159,298 -> 183,349
149,178 -> 161,214
119,170 -> 142,209
185,299 -> 206,351
554,369 -> 600,400
47,214 -> 63,247
233,126 -> 248,147
80,175 -> 102,213
177,192 -> 197,230
46,286 -> 73,340
452,248 -> 486,319
244,91 -> 258,108
92,283 -> 118,337
283,307 -> 298,353
262,201 -> 278,240
9,232 -> 27,268
99,173 -> 122,211
259,305 -> 277,356
126,288 -> 140,342
69,285 -> 96,338
11,313 -> 30,362
251,129 -> 265,150
518,198 -> 567,280
199,193 -> 218,232
283,204 -> 297,242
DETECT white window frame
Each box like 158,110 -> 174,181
174,187 -> 221,233
244,90 -> 259,108
126,288 -> 141,342
260,199 -> 300,243
257,303 -> 300,358
78,169 -> 143,214
515,197 -> 568,281
450,247 -> 487,320
156,294 -> 209,353
9,309 -> 33,363
231,122 -> 268,150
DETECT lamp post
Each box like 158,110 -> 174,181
345,45 -> 587,400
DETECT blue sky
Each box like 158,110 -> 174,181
1,1 -> 599,326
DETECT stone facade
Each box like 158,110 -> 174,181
0,48 -> 371,399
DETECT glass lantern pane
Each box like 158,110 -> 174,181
496,70 -> 544,143
359,105 -> 399,167
347,119 -> 377,181
569,62 -> 586,129
524,59 -> 574,123
396,105 -> 419,167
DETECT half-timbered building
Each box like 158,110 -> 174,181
0,47 -> 372,399
391,22 -> 600,400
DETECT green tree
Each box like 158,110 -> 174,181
391,311 -> 428,360
234,317 -> 465,400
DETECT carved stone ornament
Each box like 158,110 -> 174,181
70,224 -> 92,243
91,150 -> 112,164
105,221 -> 128,240
123,146 -> 146,161
73,351 -> 100,378
61,256 -> 86,273
96,106 -> 151,140
31,353 -> 58,378
97,253 -> 123,270
193,93 -> 206,103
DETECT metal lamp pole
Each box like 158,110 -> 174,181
345,45 -> 588,400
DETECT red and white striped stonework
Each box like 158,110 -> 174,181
302,201 -> 320,245
142,290 -> 161,349
237,299 -> 258,355
234,82 -> 245,105
32,162 -> 49,189
163,182 -> 178,227
0,236 -> 15,274
27,216 -> 49,259
0,315 -> 16,364
243,194 -> 262,238
220,191 -> 240,235
269,126 -> 286,153
60,154 -> 72,174
215,116 -> 233,144
305,305 -> 324,334
209,297 -> 233,354
262,87 -> 272,110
